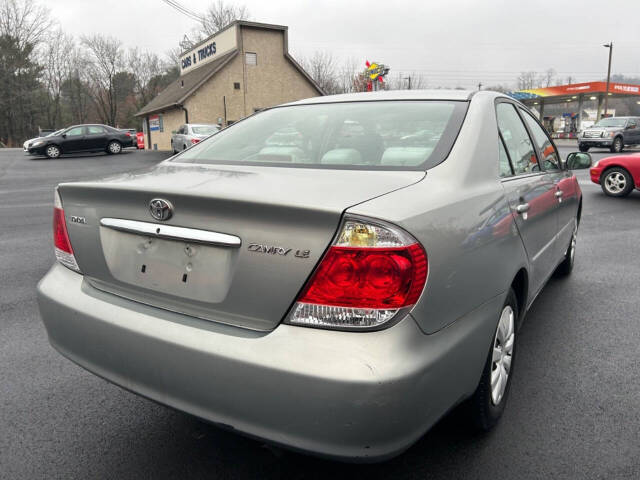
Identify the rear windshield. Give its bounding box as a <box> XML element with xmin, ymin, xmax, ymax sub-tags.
<box><xmin>174</xmin><ymin>101</ymin><xmax>468</xmax><ymax>170</ymax></box>
<box><xmin>192</xmin><ymin>125</ymin><xmax>219</xmax><ymax>135</ymax></box>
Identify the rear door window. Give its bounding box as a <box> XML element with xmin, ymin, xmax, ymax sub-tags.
<box><xmin>520</xmin><ymin>109</ymin><xmax>561</xmax><ymax>171</ymax></box>
<box><xmin>496</xmin><ymin>103</ymin><xmax>538</xmax><ymax>175</ymax></box>
<box><xmin>87</xmin><ymin>126</ymin><xmax>105</xmax><ymax>134</ymax></box>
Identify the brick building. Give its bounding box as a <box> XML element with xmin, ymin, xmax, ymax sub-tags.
<box><xmin>136</xmin><ymin>21</ymin><xmax>324</xmax><ymax>151</ymax></box>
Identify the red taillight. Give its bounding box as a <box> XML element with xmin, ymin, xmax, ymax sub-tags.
<box><xmin>53</xmin><ymin>188</ymin><xmax>80</xmax><ymax>272</ymax></box>
<box><xmin>298</xmin><ymin>244</ymin><xmax>427</xmax><ymax>309</ymax></box>
<box><xmin>53</xmin><ymin>207</ymin><xmax>73</xmax><ymax>254</ymax></box>
<box><xmin>125</xmin><ymin>132</ymin><xmax>131</xmax><ymax>137</ymax></box>
<box><xmin>287</xmin><ymin>217</ymin><xmax>427</xmax><ymax>330</ymax></box>
<box><xmin>191</xmin><ymin>138</ymin><xmax>200</xmax><ymax>144</ymax></box>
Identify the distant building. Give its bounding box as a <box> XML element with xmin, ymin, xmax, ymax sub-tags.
<box><xmin>136</xmin><ymin>21</ymin><xmax>324</xmax><ymax>151</ymax></box>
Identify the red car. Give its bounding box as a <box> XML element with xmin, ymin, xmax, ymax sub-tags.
<box><xmin>135</xmin><ymin>132</ymin><xmax>145</xmax><ymax>150</ymax></box>
<box><xmin>590</xmin><ymin>153</ymin><xmax>640</xmax><ymax>197</ymax></box>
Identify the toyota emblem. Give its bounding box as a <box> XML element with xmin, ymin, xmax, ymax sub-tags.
<box><xmin>149</xmin><ymin>198</ymin><xmax>173</xmax><ymax>221</ymax></box>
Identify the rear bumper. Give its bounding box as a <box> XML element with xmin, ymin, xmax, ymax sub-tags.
<box><xmin>37</xmin><ymin>264</ymin><xmax>499</xmax><ymax>461</ymax></box>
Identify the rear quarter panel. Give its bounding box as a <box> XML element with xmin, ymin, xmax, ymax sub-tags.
<box><xmin>348</xmin><ymin>93</ymin><xmax>529</xmax><ymax>335</ymax></box>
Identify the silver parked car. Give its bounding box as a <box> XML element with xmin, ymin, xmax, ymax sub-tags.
<box><xmin>37</xmin><ymin>90</ymin><xmax>592</xmax><ymax>462</ymax></box>
<box><xmin>171</xmin><ymin>123</ymin><xmax>220</xmax><ymax>153</ymax></box>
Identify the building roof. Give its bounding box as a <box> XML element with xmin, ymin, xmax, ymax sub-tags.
<box><xmin>136</xmin><ymin>49</ymin><xmax>238</xmax><ymax>117</ymax></box>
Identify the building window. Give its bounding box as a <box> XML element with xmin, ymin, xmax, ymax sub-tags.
<box><xmin>159</xmin><ymin>114</ymin><xmax>164</xmax><ymax>133</ymax></box>
<box><xmin>234</xmin><ymin>82</ymin><xmax>241</xmax><ymax>90</ymax></box>
<box><xmin>245</xmin><ymin>52</ymin><xmax>257</xmax><ymax>66</ymax></box>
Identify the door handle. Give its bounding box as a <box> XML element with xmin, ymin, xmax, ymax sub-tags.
<box><xmin>515</xmin><ymin>203</ymin><xmax>530</xmax><ymax>214</ymax></box>
<box><xmin>555</xmin><ymin>190</ymin><xmax>564</xmax><ymax>198</ymax></box>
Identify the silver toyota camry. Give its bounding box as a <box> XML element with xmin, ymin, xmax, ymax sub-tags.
<box><xmin>37</xmin><ymin>90</ymin><xmax>592</xmax><ymax>462</ymax></box>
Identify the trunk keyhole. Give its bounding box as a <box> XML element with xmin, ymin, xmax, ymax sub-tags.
<box><xmin>182</xmin><ymin>273</ymin><xmax>188</xmax><ymax>283</ymax></box>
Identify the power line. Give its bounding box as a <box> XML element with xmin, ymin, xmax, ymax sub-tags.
<box><xmin>160</xmin><ymin>0</ymin><xmax>203</xmax><ymax>22</ymax></box>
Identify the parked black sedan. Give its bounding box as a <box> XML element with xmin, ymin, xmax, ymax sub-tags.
<box><xmin>28</xmin><ymin>124</ymin><xmax>134</xmax><ymax>158</ymax></box>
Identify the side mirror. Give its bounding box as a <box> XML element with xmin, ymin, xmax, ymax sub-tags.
<box><xmin>566</xmin><ymin>152</ymin><xmax>592</xmax><ymax>170</ymax></box>
<box><xmin>61</xmin><ymin>133</ymin><xmax>67</xmax><ymax>138</ymax></box>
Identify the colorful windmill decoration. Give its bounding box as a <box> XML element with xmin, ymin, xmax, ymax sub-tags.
<box><xmin>365</xmin><ymin>61</ymin><xmax>390</xmax><ymax>91</ymax></box>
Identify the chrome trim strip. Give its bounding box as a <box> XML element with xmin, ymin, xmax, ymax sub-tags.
<box><xmin>99</xmin><ymin>218</ymin><xmax>241</xmax><ymax>247</ymax></box>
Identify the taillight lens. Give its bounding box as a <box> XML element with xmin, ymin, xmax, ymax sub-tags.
<box><xmin>286</xmin><ymin>217</ymin><xmax>427</xmax><ymax>330</ymax></box>
<box><xmin>191</xmin><ymin>138</ymin><xmax>200</xmax><ymax>144</ymax></box>
<box><xmin>53</xmin><ymin>188</ymin><xmax>80</xmax><ymax>272</ymax></box>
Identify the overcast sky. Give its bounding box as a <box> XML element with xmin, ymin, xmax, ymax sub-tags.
<box><xmin>49</xmin><ymin>0</ymin><xmax>640</xmax><ymax>89</ymax></box>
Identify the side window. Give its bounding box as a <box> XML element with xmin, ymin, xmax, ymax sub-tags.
<box><xmin>87</xmin><ymin>126</ymin><xmax>105</xmax><ymax>134</ymax></box>
<box><xmin>498</xmin><ymin>136</ymin><xmax>513</xmax><ymax>178</ymax></box>
<box><xmin>521</xmin><ymin>109</ymin><xmax>560</xmax><ymax>171</ymax></box>
<box><xmin>496</xmin><ymin>103</ymin><xmax>538</xmax><ymax>175</ymax></box>
<box><xmin>66</xmin><ymin>127</ymin><xmax>84</xmax><ymax>137</ymax></box>
<box><xmin>628</xmin><ymin>119</ymin><xmax>637</xmax><ymax>129</ymax></box>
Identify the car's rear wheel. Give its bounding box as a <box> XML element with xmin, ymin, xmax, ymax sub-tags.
<box><xmin>107</xmin><ymin>141</ymin><xmax>122</xmax><ymax>155</ymax></box>
<box><xmin>601</xmin><ymin>167</ymin><xmax>633</xmax><ymax>197</ymax></box>
<box><xmin>578</xmin><ymin>144</ymin><xmax>589</xmax><ymax>152</ymax></box>
<box><xmin>469</xmin><ymin>288</ymin><xmax>517</xmax><ymax>431</ymax></box>
<box><xmin>610</xmin><ymin>136</ymin><xmax>623</xmax><ymax>153</ymax></box>
<box><xmin>183</xmin><ymin>144</ymin><xmax>187</xmax><ymax>151</ymax></box>
<box><xmin>555</xmin><ymin>221</ymin><xmax>577</xmax><ymax>276</ymax></box>
<box><xmin>45</xmin><ymin>145</ymin><xmax>61</xmax><ymax>159</ymax></box>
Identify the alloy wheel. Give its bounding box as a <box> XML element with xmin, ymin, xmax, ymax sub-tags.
<box><xmin>604</xmin><ymin>171</ymin><xmax>627</xmax><ymax>194</ymax></box>
<box><xmin>109</xmin><ymin>142</ymin><xmax>121</xmax><ymax>154</ymax></box>
<box><xmin>613</xmin><ymin>138</ymin><xmax>623</xmax><ymax>153</ymax></box>
<box><xmin>491</xmin><ymin>305</ymin><xmax>515</xmax><ymax>406</ymax></box>
<box><xmin>46</xmin><ymin>146</ymin><xmax>60</xmax><ymax>158</ymax></box>
<box><xmin>569</xmin><ymin>225</ymin><xmax>577</xmax><ymax>265</ymax></box>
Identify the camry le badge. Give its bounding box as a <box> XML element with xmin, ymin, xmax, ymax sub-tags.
<box><xmin>149</xmin><ymin>198</ymin><xmax>173</xmax><ymax>221</ymax></box>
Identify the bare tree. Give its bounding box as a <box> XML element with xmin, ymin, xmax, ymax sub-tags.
<box><xmin>0</xmin><ymin>0</ymin><xmax>52</xmax><ymax>49</ymax></box>
<box><xmin>335</xmin><ymin>57</ymin><xmax>360</xmax><ymax>94</ymax></box>
<box><xmin>543</xmin><ymin>68</ymin><xmax>556</xmax><ymax>87</ymax></box>
<box><xmin>39</xmin><ymin>27</ymin><xmax>75</xmax><ymax>127</ymax></box>
<box><xmin>127</xmin><ymin>48</ymin><xmax>170</xmax><ymax>108</ymax></box>
<box><xmin>198</xmin><ymin>0</ymin><xmax>250</xmax><ymax>38</ymax></box>
<box><xmin>386</xmin><ymin>72</ymin><xmax>427</xmax><ymax>90</ymax></box>
<box><xmin>81</xmin><ymin>34</ymin><xmax>124</xmax><ymax>126</ymax></box>
<box><xmin>517</xmin><ymin>71</ymin><xmax>539</xmax><ymax>90</ymax></box>
<box><xmin>299</xmin><ymin>51</ymin><xmax>342</xmax><ymax>95</ymax></box>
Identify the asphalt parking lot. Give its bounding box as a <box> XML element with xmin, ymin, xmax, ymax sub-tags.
<box><xmin>1</xmin><ymin>145</ymin><xmax>639</xmax><ymax>479</ymax></box>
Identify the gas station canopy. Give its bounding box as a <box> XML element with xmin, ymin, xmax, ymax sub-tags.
<box><xmin>509</xmin><ymin>81</ymin><xmax>640</xmax><ymax>123</ymax></box>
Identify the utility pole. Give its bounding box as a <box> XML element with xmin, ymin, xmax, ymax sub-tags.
<box><xmin>603</xmin><ymin>42</ymin><xmax>613</xmax><ymax>117</ymax></box>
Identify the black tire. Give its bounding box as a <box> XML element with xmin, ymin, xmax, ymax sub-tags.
<box><xmin>578</xmin><ymin>144</ymin><xmax>589</xmax><ymax>152</ymax></box>
<box><xmin>469</xmin><ymin>288</ymin><xmax>518</xmax><ymax>431</ymax></box>
<box><xmin>45</xmin><ymin>144</ymin><xmax>61</xmax><ymax>159</ymax></box>
<box><xmin>610</xmin><ymin>136</ymin><xmax>623</xmax><ymax>153</ymax></box>
<box><xmin>183</xmin><ymin>144</ymin><xmax>187</xmax><ymax>151</ymax></box>
<box><xmin>555</xmin><ymin>221</ymin><xmax>577</xmax><ymax>277</ymax></box>
<box><xmin>601</xmin><ymin>167</ymin><xmax>633</xmax><ymax>197</ymax></box>
<box><xmin>106</xmin><ymin>141</ymin><xmax>122</xmax><ymax>155</ymax></box>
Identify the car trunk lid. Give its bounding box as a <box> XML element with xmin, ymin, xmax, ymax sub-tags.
<box><xmin>59</xmin><ymin>163</ymin><xmax>424</xmax><ymax>331</ymax></box>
